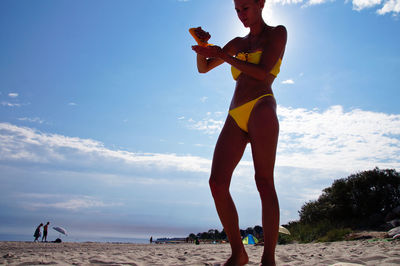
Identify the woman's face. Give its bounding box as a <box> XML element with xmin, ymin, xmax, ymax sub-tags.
<box><xmin>234</xmin><ymin>0</ymin><xmax>263</xmax><ymax>28</ymax></box>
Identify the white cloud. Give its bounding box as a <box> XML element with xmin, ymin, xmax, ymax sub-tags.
<box><xmin>2</xmin><ymin>102</ymin><xmax>400</xmax><ymax>190</ymax></box>
<box><xmin>271</xmin><ymin>0</ymin><xmax>305</xmax><ymax>4</ymax></box>
<box><xmin>18</xmin><ymin>117</ymin><xmax>45</xmax><ymax>124</ymax></box>
<box><xmin>1</xmin><ymin>102</ymin><xmax>21</xmax><ymax>107</ymax></box>
<box><xmin>8</xmin><ymin>93</ymin><xmax>19</xmax><ymax>98</ymax></box>
<box><xmin>0</xmin><ymin>122</ymin><xmax>211</xmax><ymax>173</ymax></box>
<box><xmin>17</xmin><ymin>193</ymin><xmax>120</xmax><ymax>211</ymax></box>
<box><xmin>303</xmin><ymin>0</ymin><xmax>332</xmax><ymax>7</ymax></box>
<box><xmin>282</xmin><ymin>79</ymin><xmax>295</xmax><ymax>84</ymax></box>
<box><xmin>377</xmin><ymin>0</ymin><xmax>400</xmax><ymax>14</ymax></box>
<box><xmin>1</xmin><ymin>110</ymin><xmax>398</xmax><ymax>226</ymax></box>
<box><xmin>68</xmin><ymin>102</ymin><xmax>77</xmax><ymax>106</ymax></box>
<box><xmin>270</xmin><ymin>0</ymin><xmax>332</xmax><ymax>6</ymax></box>
<box><xmin>308</xmin><ymin>0</ymin><xmax>330</xmax><ymax>4</ymax></box>
<box><xmin>44</xmin><ymin>198</ymin><xmax>110</xmax><ymax>210</ymax></box>
<box><xmin>185</xmin><ymin>105</ymin><xmax>400</xmax><ymax>172</ymax></box>
<box><xmin>186</xmin><ymin>112</ymin><xmax>226</xmax><ymax>135</ymax></box>
<box><xmin>200</xmin><ymin>96</ymin><xmax>208</xmax><ymax>103</ymax></box>
<box><xmin>270</xmin><ymin>0</ymin><xmax>399</xmax><ymax>15</ymax></box>
<box><xmin>188</xmin><ymin>118</ymin><xmax>224</xmax><ymax>135</ymax></box>
<box><xmin>352</xmin><ymin>0</ymin><xmax>382</xmax><ymax>10</ymax></box>
<box><xmin>277</xmin><ymin>105</ymin><xmax>400</xmax><ymax>171</ymax></box>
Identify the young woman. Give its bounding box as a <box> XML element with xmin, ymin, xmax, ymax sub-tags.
<box><xmin>191</xmin><ymin>0</ymin><xmax>287</xmax><ymax>265</ymax></box>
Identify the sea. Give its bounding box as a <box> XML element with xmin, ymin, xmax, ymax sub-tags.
<box><xmin>0</xmin><ymin>233</ymin><xmax>149</xmax><ymax>244</ymax></box>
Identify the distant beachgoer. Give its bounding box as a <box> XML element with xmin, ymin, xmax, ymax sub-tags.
<box><xmin>150</xmin><ymin>236</ymin><xmax>153</xmax><ymax>244</ymax></box>
<box><xmin>42</xmin><ymin>222</ymin><xmax>50</xmax><ymax>242</ymax></box>
<box><xmin>33</xmin><ymin>223</ymin><xmax>43</xmax><ymax>242</ymax></box>
<box><xmin>191</xmin><ymin>0</ymin><xmax>287</xmax><ymax>265</ymax></box>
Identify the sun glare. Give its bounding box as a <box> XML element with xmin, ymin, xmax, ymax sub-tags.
<box><xmin>232</xmin><ymin>18</ymin><xmax>250</xmax><ymax>37</ymax></box>
<box><xmin>228</xmin><ymin>2</ymin><xmax>291</xmax><ymax>38</ymax></box>
<box><xmin>264</xmin><ymin>1</ymin><xmax>292</xmax><ymax>27</ymax></box>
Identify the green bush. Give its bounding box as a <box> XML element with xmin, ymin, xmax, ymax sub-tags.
<box><xmin>298</xmin><ymin>168</ymin><xmax>400</xmax><ymax>230</ymax></box>
<box><xmin>318</xmin><ymin>228</ymin><xmax>352</xmax><ymax>242</ymax></box>
<box><xmin>285</xmin><ymin>220</ymin><xmax>330</xmax><ymax>243</ymax></box>
<box><xmin>283</xmin><ymin>220</ymin><xmax>353</xmax><ymax>243</ymax></box>
<box><xmin>278</xmin><ymin>233</ymin><xmax>292</xmax><ymax>244</ymax></box>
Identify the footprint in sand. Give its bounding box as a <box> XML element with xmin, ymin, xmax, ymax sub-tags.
<box><xmin>362</xmin><ymin>255</ymin><xmax>388</xmax><ymax>262</ymax></box>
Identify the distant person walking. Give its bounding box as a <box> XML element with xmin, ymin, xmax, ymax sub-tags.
<box><xmin>33</xmin><ymin>223</ymin><xmax>43</xmax><ymax>242</ymax></box>
<box><xmin>42</xmin><ymin>222</ymin><xmax>50</xmax><ymax>242</ymax></box>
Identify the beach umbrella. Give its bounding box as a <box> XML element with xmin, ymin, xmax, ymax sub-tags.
<box><xmin>242</xmin><ymin>234</ymin><xmax>258</xmax><ymax>245</ymax></box>
<box><xmin>53</xmin><ymin>226</ymin><xmax>67</xmax><ymax>236</ymax></box>
<box><xmin>279</xmin><ymin>226</ymin><xmax>290</xmax><ymax>235</ymax></box>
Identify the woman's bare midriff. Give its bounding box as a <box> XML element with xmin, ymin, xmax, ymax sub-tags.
<box><xmin>229</xmin><ymin>73</ymin><xmax>276</xmax><ymax>110</ymax></box>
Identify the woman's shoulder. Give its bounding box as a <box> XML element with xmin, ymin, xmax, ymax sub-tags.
<box><xmin>229</xmin><ymin>36</ymin><xmax>246</xmax><ymax>46</ymax></box>
<box><xmin>273</xmin><ymin>25</ymin><xmax>286</xmax><ymax>31</ymax></box>
<box><xmin>224</xmin><ymin>36</ymin><xmax>246</xmax><ymax>55</ymax></box>
<box><xmin>264</xmin><ymin>25</ymin><xmax>287</xmax><ymax>45</ymax></box>
<box><xmin>271</xmin><ymin>25</ymin><xmax>287</xmax><ymax>38</ymax></box>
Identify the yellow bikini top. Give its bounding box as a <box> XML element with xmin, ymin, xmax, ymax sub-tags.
<box><xmin>231</xmin><ymin>50</ymin><xmax>282</xmax><ymax>80</ymax></box>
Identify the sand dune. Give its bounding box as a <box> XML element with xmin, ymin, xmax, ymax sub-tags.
<box><xmin>1</xmin><ymin>239</ymin><xmax>399</xmax><ymax>265</ymax></box>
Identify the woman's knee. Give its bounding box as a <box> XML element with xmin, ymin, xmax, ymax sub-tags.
<box><xmin>255</xmin><ymin>174</ymin><xmax>275</xmax><ymax>195</ymax></box>
<box><xmin>209</xmin><ymin>175</ymin><xmax>230</xmax><ymax>197</ymax></box>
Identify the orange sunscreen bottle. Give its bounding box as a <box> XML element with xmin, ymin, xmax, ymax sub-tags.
<box><xmin>189</xmin><ymin>28</ymin><xmax>212</xmax><ymax>47</ymax></box>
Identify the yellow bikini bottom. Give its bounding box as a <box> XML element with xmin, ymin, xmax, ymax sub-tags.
<box><xmin>229</xmin><ymin>94</ymin><xmax>274</xmax><ymax>132</ymax></box>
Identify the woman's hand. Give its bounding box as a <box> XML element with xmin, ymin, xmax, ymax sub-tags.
<box><xmin>192</xmin><ymin>45</ymin><xmax>223</xmax><ymax>59</ymax></box>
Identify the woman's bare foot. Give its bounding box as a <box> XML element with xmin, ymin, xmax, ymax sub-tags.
<box><xmin>259</xmin><ymin>254</ymin><xmax>276</xmax><ymax>266</ymax></box>
<box><xmin>223</xmin><ymin>249</ymin><xmax>249</xmax><ymax>266</ymax></box>
<box><xmin>259</xmin><ymin>262</ymin><xmax>276</xmax><ymax>266</ymax></box>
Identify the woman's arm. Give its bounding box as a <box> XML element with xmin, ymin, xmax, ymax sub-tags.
<box><xmin>192</xmin><ymin>38</ymin><xmax>238</xmax><ymax>73</ymax></box>
<box><xmin>226</xmin><ymin>26</ymin><xmax>287</xmax><ymax>81</ymax></box>
<box><xmin>258</xmin><ymin>25</ymin><xmax>287</xmax><ymax>79</ymax></box>
<box><xmin>195</xmin><ymin>53</ymin><xmax>224</xmax><ymax>73</ymax></box>
<box><xmin>198</xmin><ymin>26</ymin><xmax>287</xmax><ymax>81</ymax></box>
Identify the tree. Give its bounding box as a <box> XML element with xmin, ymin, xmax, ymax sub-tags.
<box><xmin>253</xmin><ymin>225</ymin><xmax>263</xmax><ymax>239</ymax></box>
<box><xmin>298</xmin><ymin>168</ymin><xmax>400</xmax><ymax>229</ymax></box>
<box><xmin>208</xmin><ymin>229</ymin><xmax>220</xmax><ymax>240</ymax></box>
<box><xmin>245</xmin><ymin>227</ymin><xmax>254</xmax><ymax>235</ymax></box>
<box><xmin>220</xmin><ymin>229</ymin><xmax>227</xmax><ymax>240</ymax></box>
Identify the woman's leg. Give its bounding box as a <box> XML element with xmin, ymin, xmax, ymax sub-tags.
<box><xmin>248</xmin><ymin>97</ymin><xmax>280</xmax><ymax>266</ymax></box>
<box><xmin>209</xmin><ymin>115</ymin><xmax>249</xmax><ymax>266</ymax></box>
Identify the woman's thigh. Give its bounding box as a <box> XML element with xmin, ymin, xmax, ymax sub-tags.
<box><xmin>247</xmin><ymin>97</ymin><xmax>279</xmax><ymax>179</ymax></box>
<box><xmin>210</xmin><ymin>115</ymin><xmax>249</xmax><ymax>184</ymax></box>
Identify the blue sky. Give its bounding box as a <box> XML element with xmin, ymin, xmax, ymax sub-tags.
<box><xmin>1</xmin><ymin>0</ymin><xmax>399</xmax><ymax>241</ymax></box>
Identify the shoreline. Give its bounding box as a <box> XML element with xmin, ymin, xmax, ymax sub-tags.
<box><xmin>1</xmin><ymin>239</ymin><xmax>399</xmax><ymax>265</ymax></box>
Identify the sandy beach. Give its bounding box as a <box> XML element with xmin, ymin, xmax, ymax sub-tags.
<box><xmin>1</xmin><ymin>240</ymin><xmax>399</xmax><ymax>265</ymax></box>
